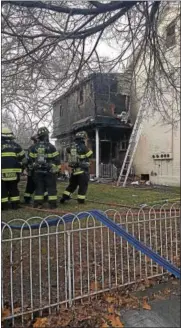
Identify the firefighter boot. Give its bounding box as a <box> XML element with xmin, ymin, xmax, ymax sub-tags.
<box><xmin>24</xmin><ymin>197</ymin><xmax>31</xmax><ymax>205</ymax></box>
<box><xmin>2</xmin><ymin>203</ymin><xmax>9</xmax><ymax>211</ymax></box>
<box><xmin>60</xmin><ymin>197</ymin><xmax>65</xmax><ymax>204</ymax></box>
<box><xmin>77</xmin><ymin>199</ymin><xmax>85</xmax><ymax>204</ymax></box>
<box><xmin>44</xmin><ymin>192</ymin><xmax>48</xmax><ymax>203</ymax></box>
<box><xmin>11</xmin><ymin>202</ymin><xmax>21</xmax><ymax>210</ymax></box>
<box><xmin>33</xmin><ymin>202</ymin><xmax>43</xmax><ymax>209</ymax></box>
<box><xmin>49</xmin><ymin>201</ymin><xmax>57</xmax><ymax>209</ymax></box>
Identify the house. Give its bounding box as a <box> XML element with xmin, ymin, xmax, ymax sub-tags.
<box><xmin>130</xmin><ymin>3</ymin><xmax>180</xmax><ymax>186</ymax></box>
<box><xmin>52</xmin><ymin>72</ymin><xmax>133</xmax><ymax>178</ymax></box>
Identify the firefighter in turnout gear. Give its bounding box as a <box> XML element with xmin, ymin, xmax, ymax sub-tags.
<box><xmin>23</xmin><ymin>134</ymin><xmax>48</xmax><ymax>204</ymax></box>
<box><xmin>60</xmin><ymin>131</ymin><xmax>93</xmax><ymax>204</ymax></box>
<box><xmin>1</xmin><ymin>127</ymin><xmax>25</xmax><ymax>210</ymax></box>
<box><xmin>28</xmin><ymin>127</ymin><xmax>59</xmax><ymax>209</ymax></box>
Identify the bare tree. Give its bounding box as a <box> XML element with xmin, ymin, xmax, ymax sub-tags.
<box><xmin>1</xmin><ymin>1</ymin><xmax>180</xmax><ymax>128</ymax></box>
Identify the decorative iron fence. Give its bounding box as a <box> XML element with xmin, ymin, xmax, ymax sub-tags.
<box><xmin>1</xmin><ymin>203</ymin><xmax>180</xmax><ymax>325</ymax></box>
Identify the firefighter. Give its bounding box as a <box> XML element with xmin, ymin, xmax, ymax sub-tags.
<box><xmin>28</xmin><ymin>127</ymin><xmax>59</xmax><ymax>209</ymax></box>
<box><xmin>23</xmin><ymin>134</ymin><xmax>48</xmax><ymax>204</ymax></box>
<box><xmin>60</xmin><ymin>131</ymin><xmax>93</xmax><ymax>204</ymax></box>
<box><xmin>1</xmin><ymin>127</ymin><xmax>25</xmax><ymax>210</ymax></box>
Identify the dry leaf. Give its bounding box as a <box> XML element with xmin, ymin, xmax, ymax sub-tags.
<box><xmin>90</xmin><ymin>281</ymin><xmax>100</xmax><ymax>291</ymax></box>
<box><xmin>57</xmin><ymin>317</ymin><xmax>71</xmax><ymax>327</ymax></box>
<box><xmin>171</xmin><ymin>280</ymin><xmax>178</xmax><ymax>285</ymax></box>
<box><xmin>101</xmin><ymin>319</ymin><xmax>109</xmax><ymax>328</ymax></box>
<box><xmin>144</xmin><ymin>279</ymin><xmax>151</xmax><ymax>288</ymax></box>
<box><xmin>153</xmin><ymin>294</ymin><xmax>166</xmax><ymax>301</ymax></box>
<box><xmin>2</xmin><ymin>308</ymin><xmax>11</xmax><ymax>320</ymax></box>
<box><xmin>33</xmin><ymin>317</ymin><xmax>49</xmax><ymax>328</ymax></box>
<box><xmin>14</xmin><ymin>307</ymin><xmax>21</xmax><ymax>314</ymax></box>
<box><xmin>105</xmin><ymin>295</ymin><xmax>116</xmax><ymax>303</ymax></box>
<box><xmin>163</xmin><ymin>288</ymin><xmax>171</xmax><ymax>295</ymax></box>
<box><xmin>106</xmin><ymin>314</ymin><xmax>124</xmax><ymax>327</ymax></box>
<box><xmin>108</xmin><ymin>305</ymin><xmax>115</xmax><ymax>314</ymax></box>
<box><xmin>142</xmin><ymin>299</ymin><xmax>151</xmax><ymax>310</ymax></box>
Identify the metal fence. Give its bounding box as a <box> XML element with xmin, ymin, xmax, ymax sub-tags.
<box><xmin>99</xmin><ymin>163</ymin><xmax>117</xmax><ymax>179</ymax></box>
<box><xmin>1</xmin><ymin>202</ymin><xmax>180</xmax><ymax>325</ymax></box>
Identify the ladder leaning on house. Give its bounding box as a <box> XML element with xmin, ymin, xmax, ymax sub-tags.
<box><xmin>117</xmin><ymin>98</ymin><xmax>147</xmax><ymax>187</ymax></box>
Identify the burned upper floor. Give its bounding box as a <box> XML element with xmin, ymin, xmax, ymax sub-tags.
<box><xmin>52</xmin><ymin>72</ymin><xmax>132</xmax><ymax>138</ymax></box>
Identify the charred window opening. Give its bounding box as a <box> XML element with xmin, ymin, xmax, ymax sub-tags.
<box><xmin>110</xmin><ymin>80</ymin><xmax>117</xmax><ymax>93</ymax></box>
<box><xmin>114</xmin><ymin>95</ymin><xmax>127</xmax><ymax>114</ymax></box>
<box><xmin>60</xmin><ymin>104</ymin><xmax>63</xmax><ymax>116</ymax></box>
<box><xmin>166</xmin><ymin>21</ymin><xmax>176</xmax><ymax>48</ymax></box>
<box><xmin>79</xmin><ymin>88</ymin><xmax>84</xmax><ymax>104</ymax></box>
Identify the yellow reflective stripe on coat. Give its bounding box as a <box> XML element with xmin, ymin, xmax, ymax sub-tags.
<box><xmin>29</xmin><ymin>152</ymin><xmax>37</xmax><ymax>158</ymax></box>
<box><xmin>47</xmin><ymin>151</ymin><xmax>59</xmax><ymax>158</ymax></box>
<box><xmin>73</xmin><ymin>170</ymin><xmax>84</xmax><ymax>175</ymax></box>
<box><xmin>78</xmin><ymin>154</ymin><xmax>86</xmax><ymax>159</ymax></box>
<box><xmin>1</xmin><ymin>197</ymin><xmax>9</xmax><ymax>203</ymax></box>
<box><xmin>34</xmin><ymin>195</ymin><xmax>44</xmax><ymax>200</ymax></box>
<box><xmin>77</xmin><ymin>195</ymin><xmax>86</xmax><ymax>199</ymax></box>
<box><xmin>2</xmin><ymin>177</ymin><xmax>17</xmax><ymax>181</ymax></box>
<box><xmin>85</xmin><ymin>150</ymin><xmax>93</xmax><ymax>157</ymax></box>
<box><xmin>17</xmin><ymin>150</ymin><xmax>25</xmax><ymax>157</ymax></box>
<box><xmin>24</xmin><ymin>193</ymin><xmax>31</xmax><ymax>197</ymax></box>
<box><xmin>48</xmin><ymin>196</ymin><xmax>57</xmax><ymax>200</ymax></box>
<box><xmin>1</xmin><ymin>152</ymin><xmax>17</xmax><ymax>157</ymax></box>
<box><xmin>63</xmin><ymin>191</ymin><xmax>71</xmax><ymax>196</ymax></box>
<box><xmin>10</xmin><ymin>196</ymin><xmax>20</xmax><ymax>202</ymax></box>
<box><xmin>2</xmin><ymin>168</ymin><xmax>22</xmax><ymax>173</ymax></box>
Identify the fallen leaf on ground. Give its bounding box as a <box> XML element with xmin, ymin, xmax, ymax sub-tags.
<box><xmin>153</xmin><ymin>294</ymin><xmax>166</xmax><ymax>301</ymax></box>
<box><xmin>108</xmin><ymin>305</ymin><xmax>115</xmax><ymax>314</ymax></box>
<box><xmin>101</xmin><ymin>319</ymin><xmax>109</xmax><ymax>328</ymax></box>
<box><xmin>90</xmin><ymin>281</ymin><xmax>100</xmax><ymax>291</ymax></box>
<box><xmin>163</xmin><ymin>288</ymin><xmax>171</xmax><ymax>295</ymax></box>
<box><xmin>142</xmin><ymin>299</ymin><xmax>151</xmax><ymax>310</ymax></box>
<box><xmin>2</xmin><ymin>308</ymin><xmax>11</xmax><ymax>320</ymax></box>
<box><xmin>33</xmin><ymin>317</ymin><xmax>49</xmax><ymax>328</ymax></box>
<box><xmin>105</xmin><ymin>295</ymin><xmax>116</xmax><ymax>303</ymax></box>
<box><xmin>14</xmin><ymin>307</ymin><xmax>21</xmax><ymax>314</ymax></box>
<box><xmin>144</xmin><ymin>278</ymin><xmax>151</xmax><ymax>287</ymax></box>
<box><xmin>106</xmin><ymin>314</ymin><xmax>124</xmax><ymax>327</ymax></box>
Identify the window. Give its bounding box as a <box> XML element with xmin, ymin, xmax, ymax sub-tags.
<box><xmin>114</xmin><ymin>95</ymin><xmax>126</xmax><ymax>114</ymax></box>
<box><xmin>166</xmin><ymin>21</ymin><xmax>176</xmax><ymax>48</ymax></box>
<box><xmin>110</xmin><ymin>80</ymin><xmax>117</xmax><ymax>93</ymax></box>
<box><xmin>79</xmin><ymin>88</ymin><xmax>84</xmax><ymax>104</ymax></box>
<box><xmin>60</xmin><ymin>104</ymin><xmax>63</xmax><ymax>116</ymax></box>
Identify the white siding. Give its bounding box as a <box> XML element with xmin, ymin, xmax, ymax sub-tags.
<box><xmin>132</xmin><ymin>4</ymin><xmax>180</xmax><ymax>186</ymax></box>
<box><xmin>133</xmin><ymin>114</ymin><xmax>180</xmax><ymax>186</ymax></box>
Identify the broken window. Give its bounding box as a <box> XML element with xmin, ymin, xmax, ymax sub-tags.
<box><xmin>79</xmin><ymin>88</ymin><xmax>84</xmax><ymax>104</ymax></box>
<box><xmin>114</xmin><ymin>95</ymin><xmax>127</xmax><ymax>114</ymax></box>
<box><xmin>60</xmin><ymin>104</ymin><xmax>63</xmax><ymax>116</ymax></box>
<box><xmin>110</xmin><ymin>80</ymin><xmax>117</xmax><ymax>93</ymax></box>
<box><xmin>166</xmin><ymin>21</ymin><xmax>176</xmax><ymax>48</ymax></box>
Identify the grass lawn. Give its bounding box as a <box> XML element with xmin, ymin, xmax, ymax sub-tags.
<box><xmin>1</xmin><ymin>180</ymin><xmax>180</xmax><ymax>223</ymax></box>
<box><xmin>1</xmin><ymin>180</ymin><xmax>180</xmax><ymax>327</ymax></box>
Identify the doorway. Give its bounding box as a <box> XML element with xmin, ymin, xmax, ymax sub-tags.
<box><xmin>100</xmin><ymin>141</ymin><xmax>111</xmax><ymax>163</ymax></box>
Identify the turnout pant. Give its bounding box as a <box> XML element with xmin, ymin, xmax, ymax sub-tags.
<box><xmin>24</xmin><ymin>174</ymin><xmax>48</xmax><ymax>203</ymax></box>
<box><xmin>24</xmin><ymin>175</ymin><xmax>36</xmax><ymax>202</ymax></box>
<box><xmin>34</xmin><ymin>172</ymin><xmax>57</xmax><ymax>207</ymax></box>
<box><xmin>1</xmin><ymin>179</ymin><xmax>20</xmax><ymax>210</ymax></box>
<box><xmin>62</xmin><ymin>172</ymin><xmax>89</xmax><ymax>203</ymax></box>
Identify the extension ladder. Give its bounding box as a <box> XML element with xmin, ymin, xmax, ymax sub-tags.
<box><xmin>117</xmin><ymin>98</ymin><xmax>147</xmax><ymax>187</ymax></box>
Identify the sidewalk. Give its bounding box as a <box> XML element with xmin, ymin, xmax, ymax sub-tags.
<box><xmin>121</xmin><ymin>279</ymin><xmax>180</xmax><ymax>327</ymax></box>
